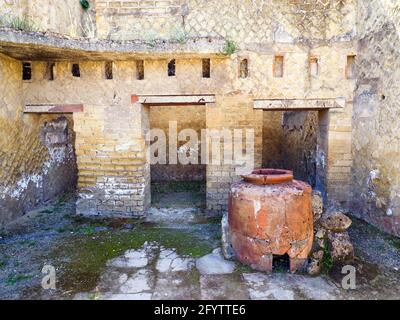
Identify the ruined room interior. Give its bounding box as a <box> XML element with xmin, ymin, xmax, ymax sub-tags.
<box><xmin>0</xmin><ymin>0</ymin><xmax>399</xmax><ymax>301</ymax></box>
<box><xmin>149</xmin><ymin>104</ymin><xmax>207</xmax><ymax>210</ymax></box>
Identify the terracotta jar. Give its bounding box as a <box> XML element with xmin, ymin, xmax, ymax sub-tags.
<box><xmin>228</xmin><ymin>169</ymin><xmax>313</xmax><ymax>273</ymax></box>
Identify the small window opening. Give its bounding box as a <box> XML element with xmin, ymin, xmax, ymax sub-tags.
<box><xmin>136</xmin><ymin>60</ymin><xmax>144</xmax><ymax>80</ymax></box>
<box><xmin>273</xmin><ymin>55</ymin><xmax>284</xmax><ymax>78</ymax></box>
<box><xmin>310</xmin><ymin>57</ymin><xmax>318</xmax><ymax>77</ymax></box>
<box><xmin>202</xmin><ymin>59</ymin><xmax>211</xmax><ymax>78</ymax></box>
<box><xmin>22</xmin><ymin>62</ymin><xmax>32</xmax><ymax>80</ymax></box>
<box><xmin>239</xmin><ymin>58</ymin><xmax>249</xmax><ymax>78</ymax></box>
<box><xmin>346</xmin><ymin>55</ymin><xmax>356</xmax><ymax>79</ymax></box>
<box><xmin>72</xmin><ymin>63</ymin><xmax>80</xmax><ymax>77</ymax></box>
<box><xmin>46</xmin><ymin>62</ymin><xmax>55</xmax><ymax>81</ymax></box>
<box><xmin>168</xmin><ymin>59</ymin><xmax>176</xmax><ymax>77</ymax></box>
<box><xmin>105</xmin><ymin>61</ymin><xmax>113</xmax><ymax>80</ymax></box>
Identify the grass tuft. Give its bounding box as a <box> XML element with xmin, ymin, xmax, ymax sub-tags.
<box><xmin>0</xmin><ymin>14</ymin><xmax>39</xmax><ymax>32</ymax></box>
<box><xmin>222</xmin><ymin>39</ymin><xmax>237</xmax><ymax>55</ymax></box>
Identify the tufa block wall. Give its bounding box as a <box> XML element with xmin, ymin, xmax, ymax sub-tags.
<box><xmin>351</xmin><ymin>1</ymin><xmax>400</xmax><ymax>236</ymax></box>
<box><xmin>0</xmin><ymin>0</ymin><xmax>94</xmax><ymax>38</ymax></box>
<box><xmin>95</xmin><ymin>0</ymin><xmax>357</xmax><ymax>42</ymax></box>
<box><xmin>0</xmin><ymin>55</ymin><xmax>77</xmax><ymax>226</ymax></box>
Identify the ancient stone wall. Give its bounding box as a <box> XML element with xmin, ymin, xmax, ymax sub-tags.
<box><xmin>95</xmin><ymin>0</ymin><xmax>356</xmax><ymax>42</ymax></box>
<box><xmin>149</xmin><ymin>105</ymin><xmax>206</xmax><ymax>182</ymax></box>
<box><xmin>20</xmin><ymin>42</ymin><xmax>355</xmax><ymax>216</ymax></box>
<box><xmin>0</xmin><ymin>0</ymin><xmax>93</xmax><ymax>37</ymax></box>
<box><xmin>262</xmin><ymin>111</ymin><xmax>285</xmax><ymax>169</ymax></box>
<box><xmin>0</xmin><ymin>54</ymin><xmax>77</xmax><ymax>225</ymax></box>
<box><xmin>206</xmin><ymin>95</ymin><xmax>263</xmax><ymax>214</ymax></box>
<box><xmin>15</xmin><ymin>0</ymin><xmax>358</xmax><ymax>217</ymax></box>
<box><xmin>262</xmin><ymin>111</ymin><xmax>318</xmax><ymax>187</ymax></box>
<box><xmin>351</xmin><ymin>1</ymin><xmax>400</xmax><ymax>236</ymax></box>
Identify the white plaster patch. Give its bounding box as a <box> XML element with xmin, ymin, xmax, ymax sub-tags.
<box><xmin>0</xmin><ymin>140</ymin><xmax>74</xmax><ymax>200</ymax></box>
<box><xmin>253</xmin><ymin>199</ymin><xmax>261</xmax><ymax>221</ymax></box>
<box><xmin>370</xmin><ymin>169</ymin><xmax>380</xmax><ymax>181</ymax></box>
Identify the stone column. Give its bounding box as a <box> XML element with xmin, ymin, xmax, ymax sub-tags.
<box><xmin>205</xmin><ymin>94</ymin><xmax>263</xmax><ymax>214</ymax></box>
<box><xmin>325</xmin><ymin>103</ymin><xmax>353</xmax><ymax>208</ymax></box>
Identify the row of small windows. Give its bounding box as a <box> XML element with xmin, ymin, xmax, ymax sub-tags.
<box><xmin>22</xmin><ymin>56</ymin><xmax>356</xmax><ymax>81</ymax></box>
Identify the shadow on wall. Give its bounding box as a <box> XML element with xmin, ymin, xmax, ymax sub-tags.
<box><xmin>262</xmin><ymin>111</ymin><xmax>318</xmax><ymax>188</ymax></box>
<box><xmin>0</xmin><ymin>116</ymin><xmax>77</xmax><ymax>225</ymax></box>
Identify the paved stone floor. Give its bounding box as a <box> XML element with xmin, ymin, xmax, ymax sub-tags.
<box><xmin>73</xmin><ymin>242</ymin><xmax>346</xmax><ymax>300</ymax></box>
<box><xmin>1</xmin><ymin>190</ymin><xmax>400</xmax><ymax>300</ymax></box>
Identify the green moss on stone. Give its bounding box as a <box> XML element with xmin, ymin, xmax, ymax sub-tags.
<box><xmin>53</xmin><ymin>226</ymin><xmax>214</xmax><ymax>294</ymax></box>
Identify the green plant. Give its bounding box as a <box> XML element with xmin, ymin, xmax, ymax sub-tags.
<box><xmin>321</xmin><ymin>245</ymin><xmax>333</xmax><ymax>273</ymax></box>
<box><xmin>222</xmin><ymin>39</ymin><xmax>237</xmax><ymax>55</ymax></box>
<box><xmin>80</xmin><ymin>0</ymin><xmax>90</xmax><ymax>10</ymax></box>
<box><xmin>170</xmin><ymin>26</ymin><xmax>188</xmax><ymax>44</ymax></box>
<box><xmin>0</xmin><ymin>15</ymin><xmax>39</xmax><ymax>32</ymax></box>
<box><xmin>88</xmin><ymin>292</ymin><xmax>101</xmax><ymax>300</ymax></box>
<box><xmin>80</xmin><ymin>226</ymin><xmax>96</xmax><ymax>235</ymax></box>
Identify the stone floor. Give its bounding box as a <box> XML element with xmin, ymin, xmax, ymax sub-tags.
<box><xmin>73</xmin><ymin>242</ymin><xmax>345</xmax><ymax>300</ymax></box>
<box><xmin>1</xmin><ymin>188</ymin><xmax>400</xmax><ymax>300</ymax></box>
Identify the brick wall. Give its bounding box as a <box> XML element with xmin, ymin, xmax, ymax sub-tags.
<box><xmin>206</xmin><ymin>95</ymin><xmax>263</xmax><ymax>214</ymax></box>
<box><xmin>326</xmin><ymin>103</ymin><xmax>353</xmax><ymax>208</ymax></box>
<box><xmin>74</xmin><ymin>103</ymin><xmax>149</xmax><ymax>216</ymax></box>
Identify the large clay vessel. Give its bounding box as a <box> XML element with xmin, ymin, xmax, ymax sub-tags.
<box><xmin>228</xmin><ymin>169</ymin><xmax>313</xmax><ymax>273</ymax></box>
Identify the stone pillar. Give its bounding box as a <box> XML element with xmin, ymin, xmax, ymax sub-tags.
<box><xmin>205</xmin><ymin>94</ymin><xmax>263</xmax><ymax>214</ymax></box>
<box><xmin>325</xmin><ymin>103</ymin><xmax>353</xmax><ymax>208</ymax></box>
<box><xmin>74</xmin><ymin>100</ymin><xmax>150</xmax><ymax>217</ymax></box>
<box><xmin>316</xmin><ymin>109</ymin><xmax>329</xmax><ymax>201</ymax></box>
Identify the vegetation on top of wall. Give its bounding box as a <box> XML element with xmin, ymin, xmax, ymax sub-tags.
<box><xmin>80</xmin><ymin>0</ymin><xmax>90</xmax><ymax>10</ymax></box>
<box><xmin>169</xmin><ymin>26</ymin><xmax>188</xmax><ymax>44</ymax></box>
<box><xmin>222</xmin><ymin>39</ymin><xmax>237</xmax><ymax>55</ymax></box>
<box><xmin>0</xmin><ymin>14</ymin><xmax>39</xmax><ymax>32</ymax></box>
